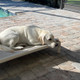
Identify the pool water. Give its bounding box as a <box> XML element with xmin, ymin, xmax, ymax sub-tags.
<box><xmin>0</xmin><ymin>8</ymin><xmax>13</xmax><ymax>17</ymax></box>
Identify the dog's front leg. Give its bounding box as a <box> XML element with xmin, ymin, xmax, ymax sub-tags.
<box><xmin>31</xmin><ymin>42</ymin><xmax>42</xmax><ymax>46</ymax></box>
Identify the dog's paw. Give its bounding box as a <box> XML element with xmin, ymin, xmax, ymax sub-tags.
<box><xmin>14</xmin><ymin>46</ymin><xmax>24</xmax><ymax>50</ymax></box>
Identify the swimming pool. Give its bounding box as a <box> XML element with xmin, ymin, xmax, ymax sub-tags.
<box><xmin>0</xmin><ymin>8</ymin><xmax>13</xmax><ymax>17</ymax></box>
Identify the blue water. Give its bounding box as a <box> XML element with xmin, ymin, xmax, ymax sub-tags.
<box><xmin>0</xmin><ymin>8</ymin><xmax>12</xmax><ymax>17</ymax></box>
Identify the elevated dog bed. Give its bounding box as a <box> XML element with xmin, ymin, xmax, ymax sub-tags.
<box><xmin>0</xmin><ymin>39</ymin><xmax>61</xmax><ymax>63</ymax></box>
<box><xmin>0</xmin><ymin>45</ymin><xmax>48</xmax><ymax>63</ymax></box>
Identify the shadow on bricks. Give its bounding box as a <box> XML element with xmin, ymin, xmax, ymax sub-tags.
<box><xmin>0</xmin><ymin>46</ymin><xmax>80</xmax><ymax>80</ymax></box>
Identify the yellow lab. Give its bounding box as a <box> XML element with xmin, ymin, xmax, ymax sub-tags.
<box><xmin>0</xmin><ymin>25</ymin><xmax>60</xmax><ymax>52</ymax></box>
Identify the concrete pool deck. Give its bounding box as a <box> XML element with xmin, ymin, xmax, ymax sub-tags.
<box><xmin>0</xmin><ymin>0</ymin><xmax>80</xmax><ymax>80</ymax></box>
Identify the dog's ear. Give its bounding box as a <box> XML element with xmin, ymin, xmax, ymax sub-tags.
<box><xmin>38</xmin><ymin>34</ymin><xmax>45</xmax><ymax>45</ymax></box>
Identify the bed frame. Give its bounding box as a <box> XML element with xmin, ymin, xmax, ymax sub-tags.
<box><xmin>0</xmin><ymin>39</ymin><xmax>61</xmax><ymax>63</ymax></box>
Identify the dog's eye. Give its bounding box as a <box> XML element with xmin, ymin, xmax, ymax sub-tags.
<box><xmin>49</xmin><ymin>38</ymin><xmax>52</xmax><ymax>41</ymax></box>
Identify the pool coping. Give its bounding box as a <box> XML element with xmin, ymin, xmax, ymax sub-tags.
<box><xmin>0</xmin><ymin>7</ymin><xmax>15</xmax><ymax>17</ymax></box>
<box><xmin>0</xmin><ymin>0</ymin><xmax>54</xmax><ymax>15</ymax></box>
<box><xmin>0</xmin><ymin>1</ymin><xmax>26</xmax><ymax>15</ymax></box>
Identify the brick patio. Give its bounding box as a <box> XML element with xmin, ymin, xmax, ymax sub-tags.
<box><xmin>0</xmin><ymin>0</ymin><xmax>80</xmax><ymax>80</ymax></box>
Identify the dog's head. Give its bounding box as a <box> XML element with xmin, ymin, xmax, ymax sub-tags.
<box><xmin>39</xmin><ymin>30</ymin><xmax>55</xmax><ymax>48</ymax></box>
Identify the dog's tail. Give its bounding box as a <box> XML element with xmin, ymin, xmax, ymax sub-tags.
<box><xmin>0</xmin><ymin>40</ymin><xmax>14</xmax><ymax>52</ymax></box>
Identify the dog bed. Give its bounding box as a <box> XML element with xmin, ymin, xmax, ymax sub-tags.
<box><xmin>0</xmin><ymin>45</ymin><xmax>49</xmax><ymax>63</ymax></box>
<box><xmin>0</xmin><ymin>39</ymin><xmax>61</xmax><ymax>63</ymax></box>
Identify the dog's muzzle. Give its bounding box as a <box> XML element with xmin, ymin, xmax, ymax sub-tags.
<box><xmin>49</xmin><ymin>38</ymin><xmax>61</xmax><ymax>53</ymax></box>
<box><xmin>50</xmin><ymin>42</ymin><xmax>56</xmax><ymax>48</ymax></box>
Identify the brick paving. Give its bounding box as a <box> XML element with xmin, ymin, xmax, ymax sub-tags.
<box><xmin>0</xmin><ymin>0</ymin><xmax>80</xmax><ymax>80</ymax></box>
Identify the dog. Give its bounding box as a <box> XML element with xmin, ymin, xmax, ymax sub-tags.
<box><xmin>0</xmin><ymin>25</ymin><xmax>61</xmax><ymax>53</ymax></box>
